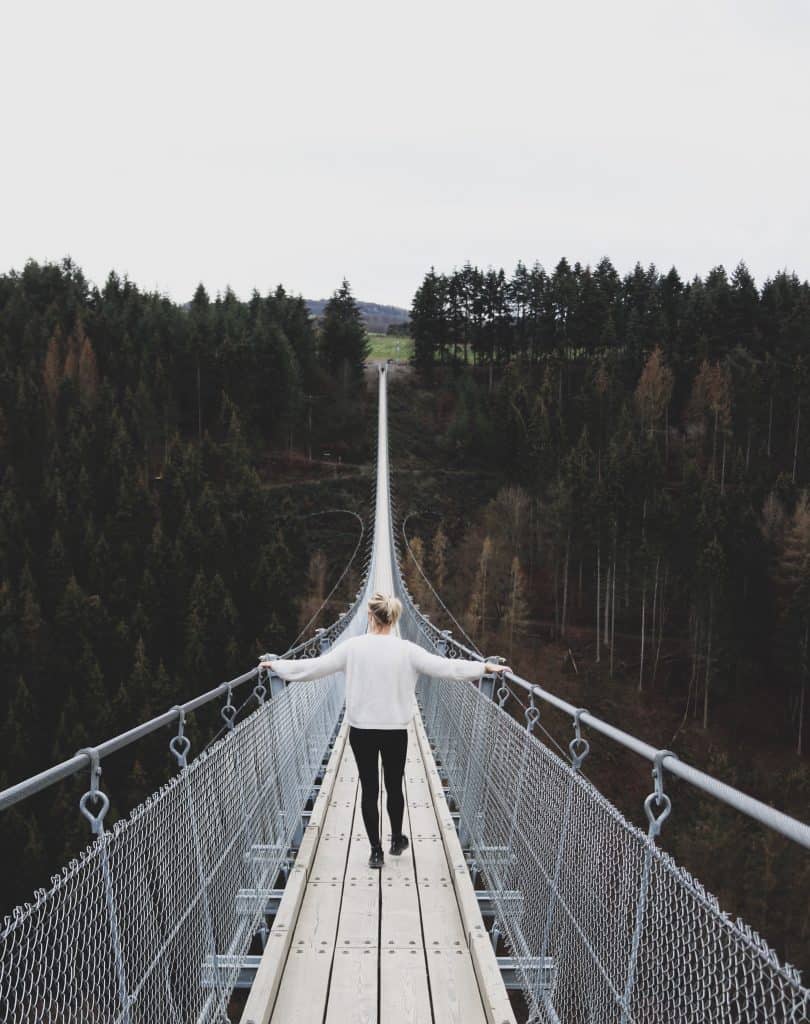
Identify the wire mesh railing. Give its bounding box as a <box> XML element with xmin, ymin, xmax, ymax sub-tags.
<box><xmin>0</xmin><ymin>665</ymin><xmax>348</xmax><ymax>1023</ymax></box>
<box><xmin>0</xmin><ymin>564</ymin><xmax>376</xmax><ymax>1024</ymax></box>
<box><xmin>395</xmin><ymin>592</ymin><xmax>810</xmax><ymax>1023</ymax></box>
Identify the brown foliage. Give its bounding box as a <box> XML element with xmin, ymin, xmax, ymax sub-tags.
<box><xmin>43</xmin><ymin>328</ymin><xmax>64</xmax><ymax>404</ymax></box>
<box><xmin>634</xmin><ymin>345</ymin><xmax>673</xmax><ymax>434</ymax></box>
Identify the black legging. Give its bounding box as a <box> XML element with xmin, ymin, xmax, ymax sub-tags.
<box><xmin>348</xmin><ymin>726</ymin><xmax>408</xmax><ymax>848</ymax></box>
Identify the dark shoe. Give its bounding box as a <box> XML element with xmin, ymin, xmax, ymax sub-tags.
<box><xmin>368</xmin><ymin>845</ymin><xmax>384</xmax><ymax>869</ymax></box>
<box><xmin>389</xmin><ymin>834</ymin><xmax>409</xmax><ymax>856</ymax></box>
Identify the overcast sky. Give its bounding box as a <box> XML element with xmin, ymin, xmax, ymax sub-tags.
<box><xmin>3</xmin><ymin>0</ymin><xmax>809</xmax><ymax>308</ymax></box>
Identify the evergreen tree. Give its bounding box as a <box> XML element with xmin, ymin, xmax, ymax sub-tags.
<box><xmin>319</xmin><ymin>280</ymin><xmax>370</xmax><ymax>388</ymax></box>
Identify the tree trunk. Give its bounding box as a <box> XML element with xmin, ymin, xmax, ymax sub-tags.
<box><xmin>665</xmin><ymin>405</ymin><xmax>669</xmax><ymax>466</ymax></box>
<box><xmin>196</xmin><ymin>361</ymin><xmax>202</xmax><ymax>443</ymax></box>
<box><xmin>603</xmin><ymin>560</ymin><xmax>611</xmax><ymax>648</ymax></box>
<box><xmin>529</xmin><ymin>500</ymin><xmax>535</xmax><ymax>581</ymax></box>
<box><xmin>651</xmin><ymin>560</ymin><xmax>664</xmax><ymax>687</ymax></box>
<box><xmin>799</xmin><ymin>623</ymin><xmax>808</xmax><ymax>757</ymax></box>
<box><xmin>703</xmin><ymin>591</ymin><xmax>713</xmax><ymax>730</ymax></box>
<box><xmin>624</xmin><ymin>544</ymin><xmax>630</xmax><ymax>610</ymax></box>
<box><xmin>767</xmin><ymin>393</ymin><xmax>773</xmax><ymax>458</ymax></box>
<box><xmin>690</xmin><ymin>609</ymin><xmax>701</xmax><ymax>721</ymax></box>
<box><xmin>481</xmin><ymin>559</ymin><xmax>488</xmax><ymax>641</ymax></box>
<box><xmin>610</xmin><ymin>554</ymin><xmax>617</xmax><ymax>679</ymax></box>
<box><xmin>596</xmin><ymin>542</ymin><xmax>601</xmax><ymax>663</ymax></box>
<box><xmin>561</xmin><ymin>530</ymin><xmax>570</xmax><ymax>637</ymax></box>
<box><xmin>639</xmin><ymin>571</ymin><xmax>647</xmax><ymax>693</ymax></box>
<box><xmin>711</xmin><ymin>407</ymin><xmax>719</xmax><ymax>480</ymax></box>
<box><xmin>578</xmin><ymin>559</ymin><xmax>583</xmax><ymax>610</ymax></box>
<box><xmin>720</xmin><ymin>434</ymin><xmax>727</xmax><ymax>495</ymax></box>
<box><xmin>793</xmin><ymin>397</ymin><xmax>801</xmax><ymax>484</ymax></box>
<box><xmin>674</xmin><ymin>608</ymin><xmax>697</xmax><ymax>743</ymax></box>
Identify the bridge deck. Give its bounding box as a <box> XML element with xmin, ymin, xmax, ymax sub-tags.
<box><xmin>240</xmin><ymin>713</ymin><xmax>516</xmax><ymax>1024</ymax></box>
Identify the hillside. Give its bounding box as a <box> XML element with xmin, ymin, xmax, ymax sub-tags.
<box><xmin>306</xmin><ymin>298</ymin><xmax>409</xmax><ymax>333</ymax></box>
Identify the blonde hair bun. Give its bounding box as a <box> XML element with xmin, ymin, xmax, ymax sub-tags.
<box><xmin>368</xmin><ymin>591</ymin><xmax>403</xmax><ymax>627</ymax></box>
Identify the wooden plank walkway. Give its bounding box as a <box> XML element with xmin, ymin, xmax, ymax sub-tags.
<box><xmin>240</xmin><ymin>713</ymin><xmax>516</xmax><ymax>1024</ymax></box>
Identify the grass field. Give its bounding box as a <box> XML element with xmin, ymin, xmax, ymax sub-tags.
<box><xmin>366</xmin><ymin>333</ymin><xmax>413</xmax><ymax>362</ymax></box>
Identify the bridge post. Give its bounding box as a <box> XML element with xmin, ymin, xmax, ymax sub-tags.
<box><xmin>316</xmin><ymin>628</ymin><xmax>331</xmax><ymax>654</ymax></box>
<box><xmin>481</xmin><ymin>655</ymin><xmax>505</xmax><ymax>703</ymax></box>
<box><xmin>261</xmin><ymin>654</ymin><xmax>287</xmax><ymax>699</ymax></box>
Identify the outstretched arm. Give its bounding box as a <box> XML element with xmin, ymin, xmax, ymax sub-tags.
<box><xmin>408</xmin><ymin>643</ymin><xmax>511</xmax><ymax>681</ymax></box>
<box><xmin>260</xmin><ymin>643</ymin><xmax>348</xmax><ymax>682</ymax></box>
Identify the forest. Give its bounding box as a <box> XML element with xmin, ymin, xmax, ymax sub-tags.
<box><xmin>0</xmin><ymin>261</ymin><xmax>372</xmax><ymax>914</ymax></box>
<box><xmin>0</xmin><ymin>255</ymin><xmax>808</xmax><ymax>974</ymax></box>
<box><xmin>406</xmin><ymin>257</ymin><xmax>810</xmax><ymax>972</ymax></box>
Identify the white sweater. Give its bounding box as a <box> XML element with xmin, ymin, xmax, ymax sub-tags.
<box><xmin>270</xmin><ymin>633</ymin><xmax>486</xmax><ymax>729</ymax></box>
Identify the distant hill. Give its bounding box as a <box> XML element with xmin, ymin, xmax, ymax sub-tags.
<box><xmin>306</xmin><ymin>299</ymin><xmax>410</xmax><ymax>333</ymax></box>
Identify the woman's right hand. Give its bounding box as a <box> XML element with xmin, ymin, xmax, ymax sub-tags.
<box><xmin>484</xmin><ymin>662</ymin><xmax>511</xmax><ymax>675</ymax></box>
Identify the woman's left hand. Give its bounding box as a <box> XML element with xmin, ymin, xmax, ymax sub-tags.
<box><xmin>259</xmin><ymin>659</ymin><xmax>274</xmax><ymax>671</ymax></box>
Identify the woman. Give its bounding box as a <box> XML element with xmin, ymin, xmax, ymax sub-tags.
<box><xmin>260</xmin><ymin>592</ymin><xmax>511</xmax><ymax>868</ymax></box>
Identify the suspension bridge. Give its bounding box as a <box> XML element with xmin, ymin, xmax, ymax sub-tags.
<box><xmin>1</xmin><ymin>366</ymin><xmax>809</xmax><ymax>1023</ymax></box>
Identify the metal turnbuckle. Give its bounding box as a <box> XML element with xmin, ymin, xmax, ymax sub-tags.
<box><xmin>644</xmin><ymin>749</ymin><xmax>678</xmax><ymax>839</ymax></box>
<box><xmin>76</xmin><ymin>746</ymin><xmax>110</xmax><ymax>835</ymax></box>
<box><xmin>221</xmin><ymin>685</ymin><xmax>237</xmax><ymax>731</ymax></box>
<box><xmin>569</xmin><ymin>708</ymin><xmax>590</xmax><ymax>770</ymax></box>
<box><xmin>170</xmin><ymin>705</ymin><xmax>191</xmax><ymax>769</ymax></box>
<box><xmin>524</xmin><ymin>696</ymin><xmax>540</xmax><ymax>734</ymax></box>
<box><xmin>253</xmin><ymin>663</ymin><xmax>268</xmax><ymax>705</ymax></box>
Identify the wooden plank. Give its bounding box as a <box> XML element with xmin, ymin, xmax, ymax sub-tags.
<box><xmin>309</xmin><ymin>726</ymin><xmax>358</xmax><ymax>879</ymax></box>
<box><xmin>426</xmin><ymin>947</ymin><xmax>488</xmax><ymax>1024</ymax></box>
<box><xmin>405</xmin><ymin>747</ymin><xmax>468</xmax><ymax>951</ymax></box>
<box><xmin>267</xmin><ymin>734</ymin><xmax>359</xmax><ymax>1022</ymax></box>
<box><xmin>414</xmin><ymin>870</ymin><xmax>467</xmax><ymax>950</ymax></box>
<box><xmin>379</xmin><ymin>773</ymin><xmax>422</xmax><ymax>949</ymax></box>
<box><xmin>380</xmin><ymin>947</ymin><xmax>432</xmax><ymax>1023</ymax></box>
<box><xmin>335</xmin><ymin>784</ymin><xmax>379</xmax><ymax>947</ymax></box>
<box><xmin>269</xmin><ymin>938</ymin><xmax>333</xmax><ymax>1023</ymax></box>
<box><xmin>380</xmin><ymin>874</ymin><xmax>422</xmax><ymax>949</ymax></box>
<box><xmin>407</xmin><ymin>800</ymin><xmax>441</xmax><ymax>837</ymax></box>
<box><xmin>413</xmin><ymin>711</ymin><xmax>516</xmax><ymax>1023</ymax></box>
<box><xmin>310</xmin><ymin>828</ymin><xmax>353</xmax><ymax>881</ymax></box>
<box><xmin>239</xmin><ymin>926</ymin><xmax>291</xmax><ymax>1024</ymax></box>
<box><xmin>241</xmin><ymin>718</ymin><xmax>351</xmax><ymax>1024</ymax></box>
<box><xmin>239</xmin><ymin>865</ymin><xmax>306</xmax><ymax>1023</ymax></box>
<box><xmin>267</xmin><ymin>880</ymin><xmax>343</xmax><ymax>1023</ymax></box>
<box><xmin>272</xmin><ymin>865</ymin><xmax>307</xmax><ymax>931</ymax></box>
<box><xmin>469</xmin><ymin>932</ymin><xmax>519</xmax><ymax>1024</ymax></box>
<box><xmin>294</xmin><ymin>824</ymin><xmax>320</xmax><ymax>879</ymax></box>
<box><xmin>324</xmin><ymin>946</ymin><xmax>377</xmax><ymax>1024</ymax></box>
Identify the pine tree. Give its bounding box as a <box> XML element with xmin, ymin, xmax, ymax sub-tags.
<box><xmin>43</xmin><ymin>327</ymin><xmax>64</xmax><ymax>406</ymax></box>
<box><xmin>634</xmin><ymin>345</ymin><xmax>674</xmax><ymax>441</ymax></box>
<box><xmin>319</xmin><ymin>280</ymin><xmax>370</xmax><ymax>388</ymax></box>
<box><xmin>77</xmin><ymin>335</ymin><xmax>99</xmax><ymax>404</ymax></box>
